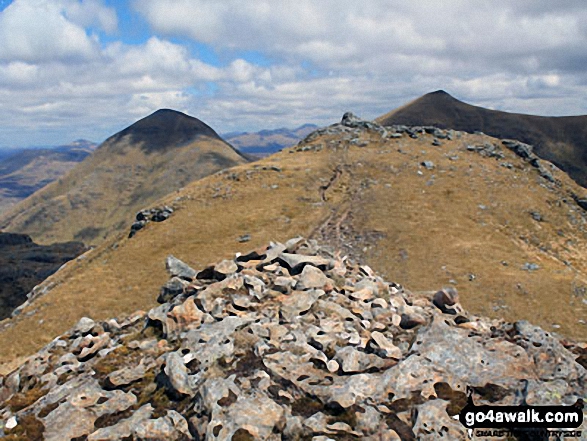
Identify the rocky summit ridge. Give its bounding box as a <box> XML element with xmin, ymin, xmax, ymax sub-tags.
<box><xmin>377</xmin><ymin>90</ymin><xmax>587</xmax><ymax>188</ymax></box>
<box><xmin>1</xmin><ymin>238</ymin><xmax>585</xmax><ymax>440</ymax></box>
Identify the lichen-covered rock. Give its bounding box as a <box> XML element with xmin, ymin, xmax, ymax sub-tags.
<box><xmin>1</xmin><ymin>238</ymin><xmax>586</xmax><ymax>440</ymax></box>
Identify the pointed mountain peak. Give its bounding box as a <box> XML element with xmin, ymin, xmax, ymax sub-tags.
<box><xmin>421</xmin><ymin>90</ymin><xmax>460</xmax><ymax>102</ymax></box>
<box><xmin>106</xmin><ymin>108</ymin><xmax>222</xmax><ymax>153</ymax></box>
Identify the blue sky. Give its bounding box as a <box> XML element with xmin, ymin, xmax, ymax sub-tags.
<box><xmin>1</xmin><ymin>0</ymin><xmax>587</xmax><ymax>148</ymax></box>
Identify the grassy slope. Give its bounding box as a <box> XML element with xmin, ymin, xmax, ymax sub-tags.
<box><xmin>0</xmin><ymin>136</ymin><xmax>247</xmax><ymax>245</ymax></box>
<box><xmin>377</xmin><ymin>90</ymin><xmax>587</xmax><ymax>187</ymax></box>
<box><xmin>1</xmin><ymin>128</ymin><xmax>587</xmax><ymax>373</ymax></box>
<box><xmin>0</xmin><ymin>148</ymin><xmax>93</xmax><ymax>216</ymax></box>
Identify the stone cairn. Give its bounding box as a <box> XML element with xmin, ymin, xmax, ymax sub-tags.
<box><xmin>0</xmin><ymin>238</ymin><xmax>585</xmax><ymax>440</ymax></box>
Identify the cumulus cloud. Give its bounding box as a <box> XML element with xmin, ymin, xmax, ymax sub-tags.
<box><xmin>0</xmin><ymin>0</ymin><xmax>119</xmax><ymax>63</ymax></box>
<box><xmin>134</xmin><ymin>0</ymin><xmax>587</xmax><ymax>74</ymax></box>
<box><xmin>2</xmin><ymin>0</ymin><xmax>587</xmax><ymax>147</ymax></box>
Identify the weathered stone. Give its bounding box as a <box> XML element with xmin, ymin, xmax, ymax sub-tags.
<box><xmin>273</xmin><ymin>276</ymin><xmax>295</xmax><ymax>294</ymax></box>
<box><xmin>73</xmin><ymin>317</ymin><xmax>96</xmax><ymax>335</ymax></box>
<box><xmin>158</xmin><ymin>276</ymin><xmax>188</xmax><ymax>303</ymax></box>
<box><xmin>215</xmin><ymin>259</ymin><xmax>238</xmax><ymax>277</ymax></box>
<box><xmin>277</xmin><ymin>252</ymin><xmax>333</xmax><ymax>274</ymax></box>
<box><xmin>88</xmin><ymin>404</ymin><xmax>153</xmax><ymax>440</ymax></box>
<box><xmin>432</xmin><ymin>287</ymin><xmax>460</xmax><ymax>313</ymax></box>
<box><xmin>107</xmin><ymin>362</ymin><xmax>147</xmax><ymax>387</ymax></box>
<box><xmin>335</xmin><ymin>346</ymin><xmax>392</xmax><ymax>373</ymax></box>
<box><xmin>296</xmin><ymin>265</ymin><xmax>331</xmax><ymax>290</ymax></box>
<box><xmin>206</xmin><ymin>395</ymin><xmax>284</xmax><ymax>440</ymax></box>
<box><xmin>166</xmin><ymin>255</ymin><xmax>197</xmax><ymax>280</ymax></box>
<box><xmin>399</xmin><ymin>313</ymin><xmax>427</xmax><ymax>329</ymax></box>
<box><xmin>3</xmin><ymin>237</ymin><xmax>587</xmax><ymax>441</ymax></box>
<box><xmin>164</xmin><ymin>352</ymin><xmax>194</xmax><ymax>397</ymax></box>
<box><xmin>43</xmin><ymin>380</ymin><xmax>137</xmax><ymax>441</ymax></box>
<box><xmin>76</xmin><ymin>333</ymin><xmax>111</xmax><ymax>361</ymax></box>
<box><xmin>370</xmin><ymin>331</ymin><xmax>402</xmax><ymax>359</ymax></box>
<box><xmin>280</xmin><ymin>289</ymin><xmax>324</xmax><ymax>322</ymax></box>
<box><xmin>412</xmin><ymin>399</ymin><xmax>467</xmax><ymax>440</ymax></box>
<box><xmin>134</xmin><ymin>411</ymin><xmax>191</xmax><ymax>441</ymax></box>
<box><xmin>166</xmin><ymin>297</ymin><xmax>203</xmax><ymax>336</ymax></box>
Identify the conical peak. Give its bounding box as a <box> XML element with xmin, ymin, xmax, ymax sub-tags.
<box><xmin>108</xmin><ymin>108</ymin><xmax>221</xmax><ymax>153</ymax></box>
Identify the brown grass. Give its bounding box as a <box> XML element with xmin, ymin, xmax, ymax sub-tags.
<box><xmin>0</xmin><ymin>136</ymin><xmax>247</xmax><ymax>245</ymax></box>
<box><xmin>1</xmin><ymin>129</ymin><xmax>586</xmax><ymax>373</ymax></box>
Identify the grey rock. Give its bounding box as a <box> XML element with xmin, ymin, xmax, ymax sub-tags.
<box><xmin>2</xmin><ymin>236</ymin><xmax>586</xmax><ymax>441</ymax></box>
<box><xmin>296</xmin><ymin>265</ymin><xmax>331</xmax><ymax>290</ymax></box>
<box><xmin>88</xmin><ymin>404</ymin><xmax>154</xmax><ymax>440</ymax></box>
<box><xmin>432</xmin><ymin>287</ymin><xmax>460</xmax><ymax>313</ymax></box>
<box><xmin>370</xmin><ymin>331</ymin><xmax>403</xmax><ymax>359</ymax></box>
<box><xmin>206</xmin><ymin>395</ymin><xmax>284</xmax><ymax>440</ymax></box>
<box><xmin>530</xmin><ymin>211</ymin><xmax>543</xmax><ymax>222</ymax></box>
<box><xmin>165</xmin><ymin>255</ymin><xmax>197</xmax><ymax>280</ymax></box>
<box><xmin>522</xmin><ymin>262</ymin><xmax>540</xmax><ymax>271</ymax></box>
<box><xmin>335</xmin><ymin>346</ymin><xmax>391</xmax><ymax>373</ymax></box>
<box><xmin>277</xmin><ymin>252</ymin><xmax>333</xmax><ymax>273</ymax></box>
<box><xmin>107</xmin><ymin>362</ymin><xmax>147</xmax><ymax>387</ymax></box>
<box><xmin>215</xmin><ymin>259</ymin><xmax>238</xmax><ymax>277</ymax></box>
<box><xmin>164</xmin><ymin>351</ymin><xmax>194</xmax><ymax>397</ymax></box>
<box><xmin>412</xmin><ymin>399</ymin><xmax>467</xmax><ymax>440</ymax></box>
<box><xmin>73</xmin><ymin>317</ymin><xmax>96</xmax><ymax>335</ymax></box>
<box><xmin>280</xmin><ymin>289</ymin><xmax>324</xmax><ymax>322</ymax></box>
<box><xmin>134</xmin><ymin>411</ymin><xmax>191</xmax><ymax>441</ymax></box>
<box><xmin>157</xmin><ymin>276</ymin><xmax>188</xmax><ymax>303</ymax></box>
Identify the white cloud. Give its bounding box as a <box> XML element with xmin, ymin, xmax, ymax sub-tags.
<box><xmin>134</xmin><ymin>0</ymin><xmax>587</xmax><ymax>77</ymax></box>
<box><xmin>0</xmin><ymin>0</ymin><xmax>118</xmax><ymax>63</ymax></box>
<box><xmin>2</xmin><ymin>0</ymin><xmax>587</xmax><ymax>148</ymax></box>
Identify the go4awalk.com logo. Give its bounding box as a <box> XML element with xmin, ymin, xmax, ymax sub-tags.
<box><xmin>455</xmin><ymin>386</ymin><xmax>584</xmax><ymax>439</ymax></box>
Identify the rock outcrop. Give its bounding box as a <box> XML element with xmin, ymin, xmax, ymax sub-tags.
<box><xmin>1</xmin><ymin>238</ymin><xmax>585</xmax><ymax>440</ymax></box>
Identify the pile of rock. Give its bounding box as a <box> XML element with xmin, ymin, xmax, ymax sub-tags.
<box><xmin>466</xmin><ymin>142</ymin><xmax>505</xmax><ymax>159</ymax></box>
<box><xmin>502</xmin><ymin>139</ymin><xmax>556</xmax><ymax>183</ymax></box>
<box><xmin>298</xmin><ymin>113</ymin><xmax>464</xmax><ymax>151</ymax></box>
<box><xmin>129</xmin><ymin>206</ymin><xmax>174</xmax><ymax>238</ymax></box>
<box><xmin>1</xmin><ymin>238</ymin><xmax>585</xmax><ymax>440</ymax></box>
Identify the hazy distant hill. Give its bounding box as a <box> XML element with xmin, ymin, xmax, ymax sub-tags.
<box><xmin>224</xmin><ymin>124</ymin><xmax>318</xmax><ymax>156</ymax></box>
<box><xmin>0</xmin><ymin>109</ymin><xmax>249</xmax><ymax>245</ymax></box>
<box><xmin>4</xmin><ymin>114</ymin><xmax>587</xmax><ymax>372</ymax></box>
<box><xmin>377</xmin><ymin>90</ymin><xmax>587</xmax><ymax>187</ymax></box>
<box><xmin>0</xmin><ymin>140</ymin><xmax>97</xmax><ymax>215</ymax></box>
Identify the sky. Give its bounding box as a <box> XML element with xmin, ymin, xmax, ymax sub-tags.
<box><xmin>1</xmin><ymin>0</ymin><xmax>587</xmax><ymax>148</ymax></box>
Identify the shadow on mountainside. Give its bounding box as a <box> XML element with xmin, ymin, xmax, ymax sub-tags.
<box><xmin>0</xmin><ymin>232</ymin><xmax>87</xmax><ymax>320</ymax></box>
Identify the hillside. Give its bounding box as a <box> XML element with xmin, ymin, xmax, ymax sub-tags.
<box><xmin>0</xmin><ymin>232</ymin><xmax>87</xmax><ymax>321</ymax></box>
<box><xmin>224</xmin><ymin>124</ymin><xmax>318</xmax><ymax>156</ymax></box>
<box><xmin>377</xmin><ymin>90</ymin><xmax>587</xmax><ymax>187</ymax></box>
<box><xmin>0</xmin><ymin>110</ymin><xmax>249</xmax><ymax>245</ymax></box>
<box><xmin>0</xmin><ymin>140</ymin><xmax>97</xmax><ymax>215</ymax></box>
<box><xmin>0</xmin><ymin>239</ymin><xmax>584</xmax><ymax>439</ymax></box>
<box><xmin>1</xmin><ymin>113</ymin><xmax>587</xmax><ymax>374</ymax></box>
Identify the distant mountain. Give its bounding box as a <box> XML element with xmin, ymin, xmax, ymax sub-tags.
<box><xmin>0</xmin><ymin>109</ymin><xmax>249</xmax><ymax>245</ymax></box>
<box><xmin>0</xmin><ymin>232</ymin><xmax>86</xmax><ymax>320</ymax></box>
<box><xmin>5</xmin><ymin>113</ymin><xmax>587</xmax><ymax>373</ymax></box>
<box><xmin>377</xmin><ymin>90</ymin><xmax>587</xmax><ymax>186</ymax></box>
<box><xmin>0</xmin><ymin>140</ymin><xmax>97</xmax><ymax>215</ymax></box>
<box><xmin>224</xmin><ymin>124</ymin><xmax>318</xmax><ymax>156</ymax></box>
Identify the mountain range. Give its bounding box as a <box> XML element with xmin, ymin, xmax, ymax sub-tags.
<box><xmin>224</xmin><ymin>124</ymin><xmax>318</xmax><ymax>156</ymax></box>
<box><xmin>0</xmin><ymin>140</ymin><xmax>97</xmax><ymax>215</ymax></box>
<box><xmin>1</xmin><ymin>94</ymin><xmax>587</xmax><ymax>438</ymax></box>
<box><xmin>1</xmin><ymin>103</ymin><xmax>587</xmax><ymax>375</ymax></box>
<box><xmin>0</xmin><ymin>110</ymin><xmax>248</xmax><ymax>245</ymax></box>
